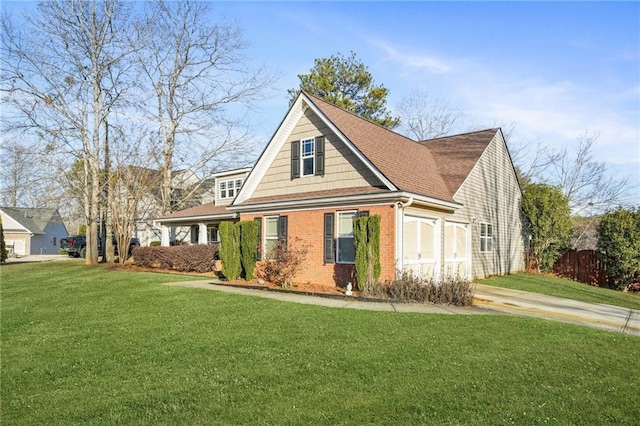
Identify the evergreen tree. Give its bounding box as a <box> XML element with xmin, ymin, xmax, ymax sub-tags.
<box><xmin>0</xmin><ymin>216</ymin><xmax>7</xmax><ymax>262</ymax></box>
<box><xmin>288</xmin><ymin>52</ymin><xmax>400</xmax><ymax>128</ymax></box>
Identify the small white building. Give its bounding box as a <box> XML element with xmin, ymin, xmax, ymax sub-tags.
<box><xmin>1</xmin><ymin>207</ymin><xmax>68</xmax><ymax>256</ymax></box>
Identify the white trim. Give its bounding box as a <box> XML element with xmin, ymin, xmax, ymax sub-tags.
<box><xmin>154</xmin><ymin>212</ymin><xmax>238</xmax><ymax>225</ymax></box>
<box><xmin>229</xmin><ymin>191</ymin><xmax>462</xmax><ymax>214</ymax></box>
<box><xmin>233</xmin><ymin>92</ymin><xmax>397</xmax><ymax>206</ymax></box>
<box><xmin>210</xmin><ymin>168</ymin><xmax>252</xmax><ymax>178</ymax></box>
<box><xmin>233</xmin><ymin>97</ymin><xmax>306</xmax><ymax>205</ymax></box>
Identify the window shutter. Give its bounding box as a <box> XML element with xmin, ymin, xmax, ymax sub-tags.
<box><xmin>255</xmin><ymin>217</ymin><xmax>262</xmax><ymax>261</ymax></box>
<box><xmin>190</xmin><ymin>225</ymin><xmax>198</xmax><ymax>244</ymax></box>
<box><xmin>278</xmin><ymin>216</ymin><xmax>288</xmax><ymax>249</ymax></box>
<box><xmin>315</xmin><ymin>136</ymin><xmax>325</xmax><ymax>176</ymax></box>
<box><xmin>291</xmin><ymin>140</ymin><xmax>300</xmax><ymax>179</ymax></box>
<box><xmin>324</xmin><ymin>213</ymin><xmax>335</xmax><ymax>263</ymax></box>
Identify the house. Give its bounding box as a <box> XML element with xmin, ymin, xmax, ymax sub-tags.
<box><xmin>0</xmin><ymin>207</ymin><xmax>68</xmax><ymax>256</ymax></box>
<box><xmin>157</xmin><ymin>92</ymin><xmax>527</xmax><ymax>286</ymax></box>
<box><xmin>154</xmin><ymin>168</ymin><xmax>251</xmax><ymax>245</ymax></box>
<box><xmin>128</xmin><ymin>167</ymin><xmax>239</xmax><ymax>246</ymax></box>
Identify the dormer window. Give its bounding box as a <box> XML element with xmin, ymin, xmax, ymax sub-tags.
<box><xmin>291</xmin><ymin>136</ymin><xmax>325</xmax><ymax>179</ymax></box>
<box><xmin>219</xmin><ymin>178</ymin><xmax>242</xmax><ymax>199</ymax></box>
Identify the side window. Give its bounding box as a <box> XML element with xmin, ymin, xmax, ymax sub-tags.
<box><xmin>301</xmin><ymin>138</ymin><xmax>315</xmax><ymax>176</ymax></box>
<box><xmin>263</xmin><ymin>216</ymin><xmax>288</xmax><ymax>259</ymax></box>
<box><xmin>480</xmin><ymin>223</ymin><xmax>493</xmax><ymax>252</ymax></box>
<box><xmin>264</xmin><ymin>216</ymin><xmax>279</xmax><ymax>256</ymax></box>
<box><xmin>337</xmin><ymin>211</ymin><xmax>357</xmax><ymax>263</ymax></box>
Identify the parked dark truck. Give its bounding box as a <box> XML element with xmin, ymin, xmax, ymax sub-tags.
<box><xmin>60</xmin><ymin>235</ymin><xmax>140</xmax><ymax>258</ymax></box>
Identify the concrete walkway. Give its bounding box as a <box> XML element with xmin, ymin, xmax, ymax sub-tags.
<box><xmin>474</xmin><ymin>284</ymin><xmax>640</xmax><ymax>336</ymax></box>
<box><xmin>163</xmin><ymin>280</ymin><xmax>490</xmax><ymax>315</ymax></box>
<box><xmin>165</xmin><ymin>280</ymin><xmax>640</xmax><ymax>336</ymax></box>
<box><xmin>2</xmin><ymin>254</ymin><xmax>74</xmax><ymax>264</ymax></box>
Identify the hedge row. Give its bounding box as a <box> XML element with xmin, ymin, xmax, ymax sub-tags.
<box><xmin>132</xmin><ymin>244</ymin><xmax>218</xmax><ymax>273</ymax></box>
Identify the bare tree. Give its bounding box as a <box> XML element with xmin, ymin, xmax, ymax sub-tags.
<box><xmin>540</xmin><ymin>131</ymin><xmax>634</xmax><ymax>214</ymax></box>
<box><xmin>1</xmin><ymin>0</ymin><xmax>133</xmax><ymax>264</ymax></box>
<box><xmin>397</xmin><ymin>89</ymin><xmax>464</xmax><ymax>140</ymax></box>
<box><xmin>134</xmin><ymin>0</ymin><xmax>274</xmax><ymax>215</ymax></box>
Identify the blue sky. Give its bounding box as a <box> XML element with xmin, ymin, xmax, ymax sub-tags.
<box><xmin>216</xmin><ymin>1</ymin><xmax>639</xmax><ymax>205</ymax></box>
<box><xmin>4</xmin><ymin>1</ymin><xmax>639</xmax><ymax>205</ymax></box>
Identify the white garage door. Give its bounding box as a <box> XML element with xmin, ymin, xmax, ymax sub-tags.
<box><xmin>403</xmin><ymin>216</ymin><xmax>441</xmax><ymax>280</ymax></box>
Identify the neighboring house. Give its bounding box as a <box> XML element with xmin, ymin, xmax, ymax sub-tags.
<box><xmin>157</xmin><ymin>92</ymin><xmax>527</xmax><ymax>286</ymax></box>
<box><xmin>128</xmin><ymin>167</ymin><xmax>233</xmax><ymax>246</ymax></box>
<box><xmin>154</xmin><ymin>168</ymin><xmax>251</xmax><ymax>245</ymax></box>
<box><xmin>0</xmin><ymin>207</ymin><xmax>68</xmax><ymax>255</ymax></box>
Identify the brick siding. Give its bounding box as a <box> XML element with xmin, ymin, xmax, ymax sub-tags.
<box><xmin>242</xmin><ymin>204</ymin><xmax>396</xmax><ymax>288</ymax></box>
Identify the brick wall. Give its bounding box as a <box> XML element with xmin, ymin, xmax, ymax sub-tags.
<box><xmin>242</xmin><ymin>204</ymin><xmax>396</xmax><ymax>288</ymax></box>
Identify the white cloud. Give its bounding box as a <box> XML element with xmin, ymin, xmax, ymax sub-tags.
<box><xmin>371</xmin><ymin>38</ymin><xmax>454</xmax><ymax>74</ymax></box>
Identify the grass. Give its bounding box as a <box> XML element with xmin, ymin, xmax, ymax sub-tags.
<box><xmin>480</xmin><ymin>273</ymin><xmax>640</xmax><ymax>311</ymax></box>
<box><xmin>1</xmin><ymin>262</ymin><xmax>639</xmax><ymax>425</ymax></box>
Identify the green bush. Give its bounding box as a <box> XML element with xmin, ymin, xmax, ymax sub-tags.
<box><xmin>597</xmin><ymin>206</ymin><xmax>640</xmax><ymax>290</ymax></box>
<box><xmin>239</xmin><ymin>221</ymin><xmax>259</xmax><ymax>281</ymax></box>
<box><xmin>353</xmin><ymin>215</ymin><xmax>381</xmax><ymax>293</ymax></box>
<box><xmin>219</xmin><ymin>221</ymin><xmax>241</xmax><ymax>281</ymax></box>
<box><xmin>0</xmin><ymin>216</ymin><xmax>7</xmax><ymax>263</ymax></box>
<box><xmin>522</xmin><ymin>183</ymin><xmax>571</xmax><ymax>272</ymax></box>
<box><xmin>149</xmin><ymin>240</ymin><xmax>161</xmax><ymax>247</ymax></box>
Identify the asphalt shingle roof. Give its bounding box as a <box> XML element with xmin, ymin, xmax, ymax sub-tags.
<box><xmin>305</xmin><ymin>92</ymin><xmax>495</xmax><ymax>202</ymax></box>
<box><xmin>1</xmin><ymin>207</ymin><xmax>62</xmax><ymax>234</ymax></box>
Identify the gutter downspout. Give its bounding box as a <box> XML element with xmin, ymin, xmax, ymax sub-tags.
<box><xmin>394</xmin><ymin>197</ymin><xmax>414</xmax><ymax>274</ymax></box>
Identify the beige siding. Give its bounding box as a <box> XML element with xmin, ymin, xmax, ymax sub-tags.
<box><xmin>448</xmin><ymin>133</ymin><xmax>526</xmax><ymax>278</ymax></box>
<box><xmin>252</xmin><ymin>109</ymin><xmax>384</xmax><ymax>198</ymax></box>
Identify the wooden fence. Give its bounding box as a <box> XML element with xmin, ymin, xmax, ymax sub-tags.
<box><xmin>553</xmin><ymin>249</ymin><xmax>613</xmax><ymax>288</ymax></box>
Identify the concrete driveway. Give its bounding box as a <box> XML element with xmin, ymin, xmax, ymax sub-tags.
<box><xmin>474</xmin><ymin>284</ymin><xmax>640</xmax><ymax>336</ymax></box>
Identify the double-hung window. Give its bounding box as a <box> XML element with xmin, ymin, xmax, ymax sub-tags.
<box><xmin>480</xmin><ymin>222</ymin><xmax>493</xmax><ymax>252</ymax></box>
<box><xmin>264</xmin><ymin>216</ymin><xmax>279</xmax><ymax>257</ymax></box>
<box><xmin>301</xmin><ymin>138</ymin><xmax>315</xmax><ymax>176</ymax></box>
<box><xmin>337</xmin><ymin>211</ymin><xmax>357</xmax><ymax>263</ymax></box>
<box><xmin>263</xmin><ymin>216</ymin><xmax>288</xmax><ymax>259</ymax></box>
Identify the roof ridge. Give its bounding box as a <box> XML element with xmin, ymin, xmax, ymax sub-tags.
<box><xmin>302</xmin><ymin>91</ymin><xmax>417</xmax><ymax>143</ymax></box>
<box><xmin>418</xmin><ymin>128</ymin><xmax>500</xmax><ymax>144</ymax></box>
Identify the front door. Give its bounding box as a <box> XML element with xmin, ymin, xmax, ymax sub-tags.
<box><xmin>403</xmin><ymin>216</ymin><xmax>440</xmax><ymax>280</ymax></box>
<box><xmin>444</xmin><ymin>222</ymin><xmax>469</xmax><ymax>279</ymax></box>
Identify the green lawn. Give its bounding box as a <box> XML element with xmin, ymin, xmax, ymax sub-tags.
<box><xmin>480</xmin><ymin>273</ymin><xmax>640</xmax><ymax>311</ymax></box>
<box><xmin>2</xmin><ymin>262</ymin><xmax>639</xmax><ymax>425</ymax></box>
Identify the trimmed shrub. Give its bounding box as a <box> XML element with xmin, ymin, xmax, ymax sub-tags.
<box><xmin>375</xmin><ymin>270</ymin><xmax>475</xmax><ymax>306</ymax></box>
<box><xmin>0</xmin><ymin>216</ymin><xmax>7</xmax><ymax>263</ymax></box>
<box><xmin>353</xmin><ymin>214</ymin><xmax>381</xmax><ymax>294</ymax></box>
<box><xmin>149</xmin><ymin>240</ymin><xmax>161</xmax><ymax>247</ymax></box>
<box><xmin>239</xmin><ymin>220</ymin><xmax>259</xmax><ymax>281</ymax></box>
<box><xmin>132</xmin><ymin>244</ymin><xmax>218</xmax><ymax>273</ymax></box>
<box><xmin>219</xmin><ymin>221</ymin><xmax>241</xmax><ymax>281</ymax></box>
<box><xmin>257</xmin><ymin>237</ymin><xmax>308</xmax><ymax>288</ymax></box>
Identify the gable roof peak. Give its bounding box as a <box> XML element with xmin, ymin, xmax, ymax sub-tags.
<box><xmin>302</xmin><ymin>91</ymin><xmax>415</xmax><ymax>142</ymax></box>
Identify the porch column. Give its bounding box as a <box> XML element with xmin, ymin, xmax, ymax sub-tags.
<box><xmin>199</xmin><ymin>223</ymin><xmax>208</xmax><ymax>245</ymax></box>
<box><xmin>161</xmin><ymin>225</ymin><xmax>170</xmax><ymax>247</ymax></box>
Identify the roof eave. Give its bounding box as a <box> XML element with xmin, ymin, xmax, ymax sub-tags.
<box><xmin>229</xmin><ymin>191</ymin><xmax>461</xmax><ymax>214</ymax></box>
<box><xmin>155</xmin><ymin>212</ymin><xmax>239</xmax><ymax>225</ymax></box>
